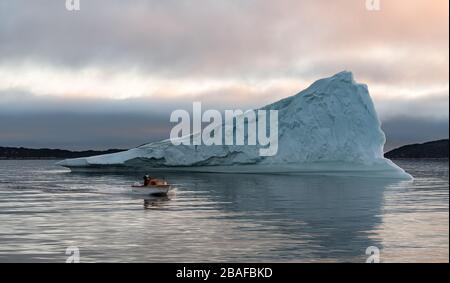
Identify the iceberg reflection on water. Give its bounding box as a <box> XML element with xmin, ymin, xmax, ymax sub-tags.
<box><xmin>0</xmin><ymin>159</ymin><xmax>447</xmax><ymax>263</ymax></box>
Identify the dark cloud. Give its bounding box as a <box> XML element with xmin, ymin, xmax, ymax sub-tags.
<box><xmin>1</xmin><ymin>111</ymin><xmax>447</xmax><ymax>151</ymax></box>
<box><xmin>382</xmin><ymin>117</ymin><xmax>449</xmax><ymax>151</ymax></box>
<box><xmin>0</xmin><ymin>112</ymin><xmax>170</xmax><ymax>150</ymax></box>
<box><xmin>0</xmin><ymin>90</ymin><xmax>447</xmax><ymax>151</ymax></box>
<box><xmin>374</xmin><ymin>90</ymin><xmax>449</xmax><ymax>120</ymax></box>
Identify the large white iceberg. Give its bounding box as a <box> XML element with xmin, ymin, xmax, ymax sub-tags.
<box><xmin>58</xmin><ymin>71</ymin><xmax>412</xmax><ymax>179</ymax></box>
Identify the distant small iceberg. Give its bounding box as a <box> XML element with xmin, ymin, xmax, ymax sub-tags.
<box><xmin>58</xmin><ymin>71</ymin><xmax>412</xmax><ymax>179</ymax></box>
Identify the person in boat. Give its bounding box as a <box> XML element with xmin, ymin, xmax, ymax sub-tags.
<box><xmin>142</xmin><ymin>175</ymin><xmax>168</xmax><ymax>187</ymax></box>
<box><xmin>143</xmin><ymin>175</ymin><xmax>150</xmax><ymax>186</ymax></box>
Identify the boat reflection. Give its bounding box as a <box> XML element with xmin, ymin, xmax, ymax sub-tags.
<box><xmin>143</xmin><ymin>195</ymin><xmax>172</xmax><ymax>209</ymax></box>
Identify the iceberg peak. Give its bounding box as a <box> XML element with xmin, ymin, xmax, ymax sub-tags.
<box><xmin>332</xmin><ymin>70</ymin><xmax>354</xmax><ymax>81</ymax></box>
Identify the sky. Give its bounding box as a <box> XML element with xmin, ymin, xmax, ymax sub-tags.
<box><xmin>0</xmin><ymin>0</ymin><xmax>448</xmax><ymax>151</ymax></box>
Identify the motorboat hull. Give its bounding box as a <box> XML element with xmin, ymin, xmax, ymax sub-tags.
<box><xmin>131</xmin><ymin>185</ymin><xmax>172</xmax><ymax>195</ymax></box>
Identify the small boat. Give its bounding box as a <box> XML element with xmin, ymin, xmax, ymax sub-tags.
<box><xmin>131</xmin><ymin>183</ymin><xmax>173</xmax><ymax>196</ymax></box>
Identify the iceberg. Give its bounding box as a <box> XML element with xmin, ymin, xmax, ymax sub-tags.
<box><xmin>58</xmin><ymin>71</ymin><xmax>412</xmax><ymax>179</ymax></box>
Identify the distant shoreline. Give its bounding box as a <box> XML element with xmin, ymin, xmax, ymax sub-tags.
<box><xmin>2</xmin><ymin>139</ymin><xmax>448</xmax><ymax>160</ymax></box>
<box><xmin>0</xmin><ymin>147</ymin><xmax>125</xmax><ymax>160</ymax></box>
<box><xmin>384</xmin><ymin>139</ymin><xmax>449</xmax><ymax>159</ymax></box>
<box><xmin>0</xmin><ymin>157</ymin><xmax>64</xmax><ymax>160</ymax></box>
<box><xmin>1</xmin><ymin>158</ymin><xmax>448</xmax><ymax>161</ymax></box>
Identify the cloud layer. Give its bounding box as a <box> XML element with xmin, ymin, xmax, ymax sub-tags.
<box><xmin>0</xmin><ymin>0</ymin><xmax>448</xmax><ymax>149</ymax></box>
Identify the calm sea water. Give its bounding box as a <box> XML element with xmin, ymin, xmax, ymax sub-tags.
<box><xmin>0</xmin><ymin>159</ymin><xmax>448</xmax><ymax>262</ymax></box>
